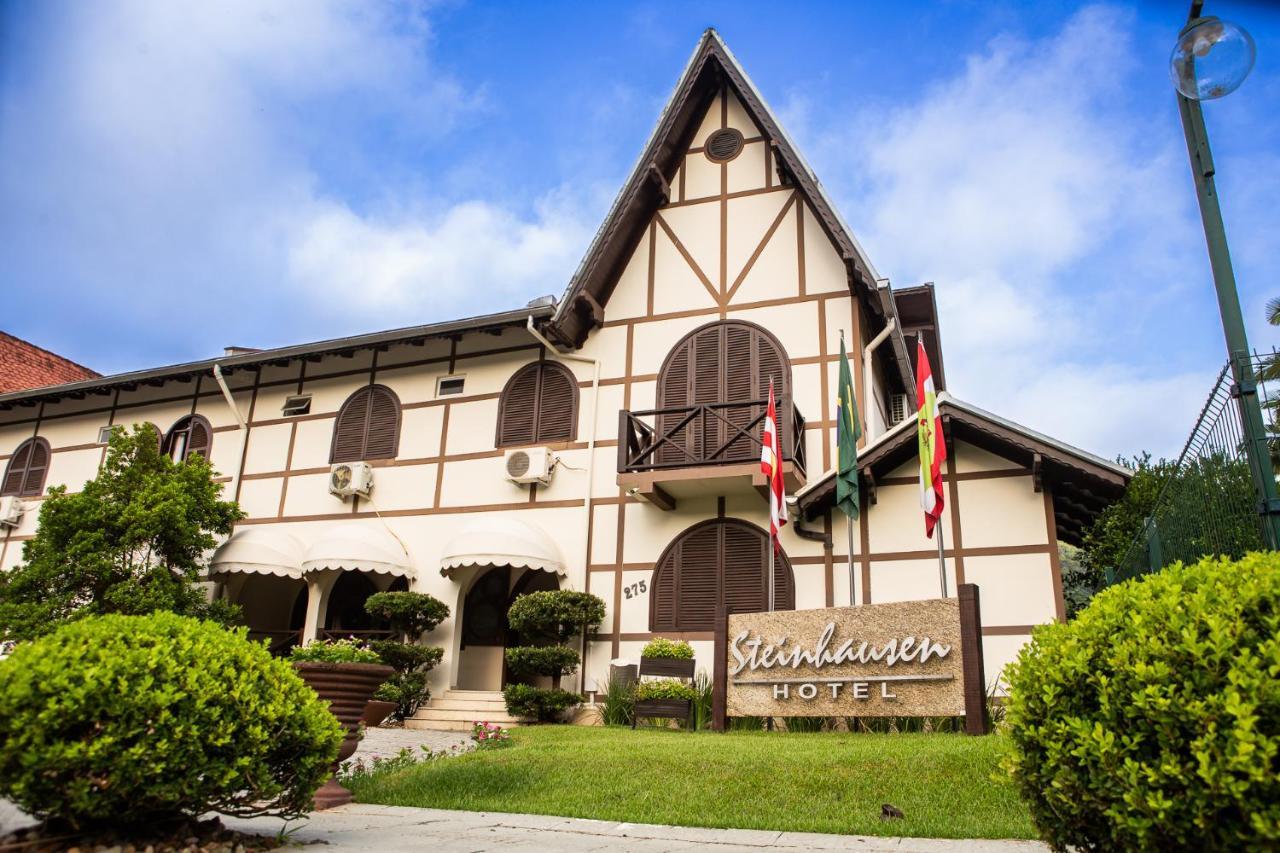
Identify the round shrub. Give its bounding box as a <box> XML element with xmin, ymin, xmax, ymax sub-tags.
<box><xmin>363</xmin><ymin>591</ymin><xmax>449</xmax><ymax>639</ymax></box>
<box><xmin>502</xmin><ymin>683</ymin><xmax>583</xmax><ymax>722</ymax></box>
<box><xmin>641</xmin><ymin>637</ymin><xmax>694</xmax><ymax>659</ymax></box>
<box><xmin>1004</xmin><ymin>552</ymin><xmax>1280</xmax><ymax>850</ymax></box>
<box><xmin>0</xmin><ymin>613</ymin><xmax>343</xmax><ymax>828</ymax></box>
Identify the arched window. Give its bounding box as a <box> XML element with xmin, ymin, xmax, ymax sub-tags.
<box><xmin>330</xmin><ymin>385</ymin><xmax>402</xmax><ymax>463</ymax></box>
<box><xmin>1</xmin><ymin>437</ymin><xmax>51</xmax><ymax>497</ymax></box>
<box><xmin>649</xmin><ymin>518</ymin><xmax>794</xmax><ymax>632</ymax></box>
<box><xmin>655</xmin><ymin>320</ymin><xmax>790</xmax><ymax>464</ymax></box>
<box><xmin>496</xmin><ymin>361</ymin><xmax>578</xmax><ymax>447</ymax></box>
<box><xmin>162</xmin><ymin>415</ymin><xmax>212</xmax><ymax>462</ymax></box>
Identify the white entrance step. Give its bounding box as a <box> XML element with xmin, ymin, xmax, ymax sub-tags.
<box><xmin>406</xmin><ymin>688</ymin><xmax>532</xmax><ymax>731</ymax></box>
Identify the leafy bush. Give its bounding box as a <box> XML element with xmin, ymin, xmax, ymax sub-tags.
<box><xmin>373</xmin><ymin>671</ymin><xmax>431</xmax><ymax>718</ymax></box>
<box><xmin>363</xmin><ymin>591</ymin><xmax>449</xmax><ymax>640</ymax></box>
<box><xmin>504</xmin><ymin>645</ymin><xmax>580</xmax><ymax>678</ymax></box>
<box><xmin>502</xmin><ymin>683</ymin><xmax>583</xmax><ymax>722</ymax></box>
<box><xmin>1004</xmin><ymin>553</ymin><xmax>1280</xmax><ymax>851</ymax></box>
<box><xmin>634</xmin><ymin>678</ymin><xmax>697</xmax><ymax>702</ymax></box>
<box><xmin>594</xmin><ymin>672</ymin><xmax>635</xmax><ymax>726</ymax></box>
<box><xmin>368</xmin><ymin>641</ymin><xmax>443</xmax><ymax>673</ymax></box>
<box><xmin>507</xmin><ymin>590</ymin><xmax>606</xmax><ymax>642</ymax></box>
<box><xmin>289</xmin><ymin>638</ymin><xmax>382</xmax><ymax>664</ymax></box>
<box><xmin>0</xmin><ymin>613</ymin><xmax>341</xmax><ymax>828</ymax></box>
<box><xmin>641</xmin><ymin>637</ymin><xmax>694</xmax><ymax>659</ymax></box>
<box><xmin>691</xmin><ymin>669</ymin><xmax>713</xmax><ymax>730</ymax></box>
<box><xmin>0</xmin><ymin>425</ymin><xmax>244</xmax><ymax>641</ymax></box>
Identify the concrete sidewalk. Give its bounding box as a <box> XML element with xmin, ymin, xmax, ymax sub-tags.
<box><xmin>221</xmin><ymin>803</ymin><xmax>1050</xmax><ymax>852</ymax></box>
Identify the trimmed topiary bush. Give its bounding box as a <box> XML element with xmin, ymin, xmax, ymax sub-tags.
<box><xmin>0</xmin><ymin>613</ymin><xmax>342</xmax><ymax>828</ymax></box>
<box><xmin>1004</xmin><ymin>552</ymin><xmax>1280</xmax><ymax>851</ymax></box>
<box><xmin>507</xmin><ymin>590</ymin><xmax>606</xmax><ymax>643</ymax></box>
<box><xmin>504</xmin><ymin>645</ymin><xmax>580</xmax><ymax>680</ymax></box>
<box><xmin>641</xmin><ymin>637</ymin><xmax>694</xmax><ymax>659</ymax></box>
<box><xmin>502</xmin><ymin>684</ymin><xmax>583</xmax><ymax>722</ymax></box>
<box><xmin>363</xmin><ymin>591</ymin><xmax>449</xmax><ymax>639</ymax></box>
<box><xmin>362</xmin><ymin>592</ymin><xmax>448</xmax><ymax>721</ymax></box>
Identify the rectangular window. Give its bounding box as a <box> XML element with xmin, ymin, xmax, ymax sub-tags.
<box><xmin>97</xmin><ymin>426</ymin><xmax>116</xmax><ymax>444</ymax></box>
<box><xmin>282</xmin><ymin>395</ymin><xmax>312</xmax><ymax>416</ymax></box>
<box><xmin>437</xmin><ymin>376</ymin><xmax>466</xmax><ymax>397</ymax></box>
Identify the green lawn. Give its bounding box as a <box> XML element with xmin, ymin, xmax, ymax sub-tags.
<box><xmin>349</xmin><ymin>726</ymin><xmax>1036</xmax><ymax>840</ymax></box>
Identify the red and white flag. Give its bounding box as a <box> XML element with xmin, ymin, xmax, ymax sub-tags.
<box><xmin>916</xmin><ymin>339</ymin><xmax>947</xmax><ymax>538</ymax></box>
<box><xmin>760</xmin><ymin>379</ymin><xmax>787</xmax><ymax>546</ymax></box>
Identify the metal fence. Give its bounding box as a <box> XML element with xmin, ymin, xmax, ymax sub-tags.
<box><xmin>1108</xmin><ymin>350</ymin><xmax>1279</xmax><ymax>584</ymax></box>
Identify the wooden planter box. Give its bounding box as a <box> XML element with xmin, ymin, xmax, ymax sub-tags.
<box><xmin>633</xmin><ymin>698</ymin><xmax>694</xmax><ymax>729</ymax></box>
<box><xmin>638</xmin><ymin>656</ymin><xmax>695</xmax><ymax>678</ymax></box>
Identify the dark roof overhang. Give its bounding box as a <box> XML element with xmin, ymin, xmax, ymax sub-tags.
<box><xmin>795</xmin><ymin>395</ymin><xmax>1130</xmax><ymax>547</ymax></box>
<box><xmin>0</xmin><ymin>304</ymin><xmax>555</xmax><ymax>410</ymax></box>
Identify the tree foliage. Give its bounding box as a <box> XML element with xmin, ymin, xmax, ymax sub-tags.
<box><xmin>0</xmin><ymin>425</ymin><xmax>244</xmax><ymax>641</ymax></box>
<box><xmin>1075</xmin><ymin>453</ymin><xmax>1173</xmax><ymax>601</ymax></box>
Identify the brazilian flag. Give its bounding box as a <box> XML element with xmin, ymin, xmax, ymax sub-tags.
<box><xmin>835</xmin><ymin>336</ymin><xmax>861</xmax><ymax>518</ymax></box>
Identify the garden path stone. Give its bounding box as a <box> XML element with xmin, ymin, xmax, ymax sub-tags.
<box><xmin>220</xmin><ymin>804</ymin><xmax>1051</xmax><ymax>852</ymax></box>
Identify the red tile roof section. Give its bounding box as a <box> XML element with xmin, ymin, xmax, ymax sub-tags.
<box><xmin>0</xmin><ymin>332</ymin><xmax>99</xmax><ymax>394</ymax></box>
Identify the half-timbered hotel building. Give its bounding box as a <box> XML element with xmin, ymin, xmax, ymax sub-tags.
<box><xmin>0</xmin><ymin>31</ymin><xmax>1128</xmax><ymax>726</ymax></box>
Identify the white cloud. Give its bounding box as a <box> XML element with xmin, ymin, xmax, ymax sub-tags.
<box><xmin>790</xmin><ymin>5</ymin><xmax>1214</xmax><ymax>458</ymax></box>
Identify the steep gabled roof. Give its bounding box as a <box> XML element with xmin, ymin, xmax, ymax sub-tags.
<box><xmin>0</xmin><ymin>332</ymin><xmax>99</xmax><ymax>394</ymax></box>
<box><xmin>548</xmin><ymin>29</ymin><xmax>895</xmax><ymax>354</ymax></box>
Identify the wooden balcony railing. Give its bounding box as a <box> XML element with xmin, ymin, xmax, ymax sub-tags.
<box><xmin>618</xmin><ymin>397</ymin><xmax>806</xmax><ymax>478</ymax></box>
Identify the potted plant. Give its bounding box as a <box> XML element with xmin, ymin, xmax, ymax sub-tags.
<box><xmin>633</xmin><ymin>638</ymin><xmax>697</xmax><ymax>729</ymax></box>
<box><xmin>363</xmin><ymin>591</ymin><xmax>449</xmax><ymax>722</ymax></box>
<box><xmin>290</xmin><ymin>639</ymin><xmax>393</xmax><ymax>809</ymax></box>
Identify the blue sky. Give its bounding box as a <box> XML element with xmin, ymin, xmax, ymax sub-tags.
<box><xmin>2</xmin><ymin>1</ymin><xmax>1279</xmax><ymax>461</ymax></box>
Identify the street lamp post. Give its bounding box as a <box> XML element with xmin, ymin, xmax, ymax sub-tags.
<box><xmin>1171</xmin><ymin>1</ymin><xmax>1280</xmax><ymax>549</ymax></box>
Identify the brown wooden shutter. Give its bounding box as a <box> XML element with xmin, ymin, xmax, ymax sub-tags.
<box><xmin>331</xmin><ymin>385</ymin><xmax>400</xmax><ymax>462</ymax></box>
<box><xmin>2</xmin><ymin>440</ymin><xmax>34</xmax><ymax>496</ymax></box>
<box><xmin>649</xmin><ymin>518</ymin><xmax>794</xmax><ymax>633</ymax></box>
<box><xmin>534</xmin><ymin>363</ymin><xmax>577</xmax><ymax>444</ymax></box>
<box><xmin>363</xmin><ymin>386</ymin><xmax>401</xmax><ymax>460</ymax></box>
<box><xmin>185</xmin><ymin>417</ymin><xmax>211</xmax><ymax>460</ymax></box>
<box><xmin>498</xmin><ymin>365</ymin><xmax>539</xmax><ymax>447</ymax></box>
<box><xmin>654</xmin><ymin>322</ymin><xmax>791</xmax><ymax>467</ymax></box>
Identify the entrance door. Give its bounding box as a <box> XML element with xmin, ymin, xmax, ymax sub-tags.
<box><xmin>456</xmin><ymin>566</ymin><xmax>560</xmax><ymax>690</ymax></box>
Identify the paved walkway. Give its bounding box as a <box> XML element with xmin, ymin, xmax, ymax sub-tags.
<box><xmin>344</xmin><ymin>725</ymin><xmax>471</xmax><ymax>765</ymax></box>
<box><xmin>221</xmin><ymin>804</ymin><xmax>1050</xmax><ymax>852</ymax></box>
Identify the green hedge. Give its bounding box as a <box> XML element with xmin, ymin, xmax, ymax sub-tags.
<box><xmin>0</xmin><ymin>613</ymin><xmax>342</xmax><ymax>828</ymax></box>
<box><xmin>1004</xmin><ymin>552</ymin><xmax>1280</xmax><ymax>850</ymax></box>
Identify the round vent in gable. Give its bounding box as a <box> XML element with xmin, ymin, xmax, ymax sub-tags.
<box><xmin>704</xmin><ymin>128</ymin><xmax>745</xmax><ymax>162</ymax></box>
<box><xmin>506</xmin><ymin>450</ymin><xmax>531</xmax><ymax>479</ymax></box>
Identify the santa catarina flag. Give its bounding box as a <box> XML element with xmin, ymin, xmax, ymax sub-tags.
<box><xmin>835</xmin><ymin>336</ymin><xmax>861</xmax><ymax>518</ymax></box>
<box><xmin>760</xmin><ymin>379</ymin><xmax>787</xmax><ymax>544</ymax></box>
<box><xmin>916</xmin><ymin>339</ymin><xmax>946</xmax><ymax>538</ymax></box>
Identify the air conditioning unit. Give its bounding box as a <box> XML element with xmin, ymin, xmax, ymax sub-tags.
<box><xmin>504</xmin><ymin>448</ymin><xmax>554</xmax><ymax>486</ymax></box>
<box><xmin>329</xmin><ymin>462</ymin><xmax>373</xmax><ymax>499</ymax></box>
<box><xmin>0</xmin><ymin>496</ymin><xmax>24</xmax><ymax>528</ymax></box>
<box><xmin>889</xmin><ymin>393</ymin><xmax>911</xmax><ymax>426</ymax></box>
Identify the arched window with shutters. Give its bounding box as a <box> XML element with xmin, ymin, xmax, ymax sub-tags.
<box><xmin>649</xmin><ymin>518</ymin><xmax>795</xmax><ymax>632</ymax></box>
<box><xmin>654</xmin><ymin>320</ymin><xmax>790</xmax><ymax>465</ymax></box>
<box><xmin>330</xmin><ymin>384</ymin><xmax>402</xmax><ymax>463</ymax></box>
<box><xmin>2</xmin><ymin>437</ymin><xmax>51</xmax><ymax>497</ymax></box>
<box><xmin>496</xmin><ymin>361</ymin><xmax>579</xmax><ymax>447</ymax></box>
<box><xmin>162</xmin><ymin>415</ymin><xmax>212</xmax><ymax>463</ymax></box>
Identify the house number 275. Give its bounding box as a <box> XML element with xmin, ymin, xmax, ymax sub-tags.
<box><xmin>623</xmin><ymin>579</ymin><xmax>648</xmax><ymax>599</ymax></box>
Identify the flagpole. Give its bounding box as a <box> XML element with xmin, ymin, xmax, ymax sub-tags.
<box><xmin>847</xmin><ymin>515</ymin><xmax>857</xmax><ymax>606</ymax></box>
<box><xmin>768</xmin><ymin>536</ymin><xmax>775</xmax><ymax>612</ymax></box>
<box><xmin>936</xmin><ymin>519</ymin><xmax>948</xmax><ymax>598</ymax></box>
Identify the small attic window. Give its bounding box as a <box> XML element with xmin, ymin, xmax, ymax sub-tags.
<box><xmin>282</xmin><ymin>395</ymin><xmax>312</xmax><ymax>417</ymax></box>
<box><xmin>97</xmin><ymin>426</ymin><xmax>116</xmax><ymax>444</ymax></box>
<box><xmin>705</xmin><ymin>128</ymin><xmax>744</xmax><ymax>162</ymax></box>
<box><xmin>437</xmin><ymin>375</ymin><xmax>466</xmax><ymax>397</ymax></box>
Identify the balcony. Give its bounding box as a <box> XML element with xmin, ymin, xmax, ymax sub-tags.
<box><xmin>617</xmin><ymin>398</ymin><xmax>807</xmax><ymax>510</ymax></box>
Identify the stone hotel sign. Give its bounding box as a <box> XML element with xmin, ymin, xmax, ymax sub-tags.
<box><xmin>716</xmin><ymin>584</ymin><xmax>989</xmax><ymax>734</ymax></box>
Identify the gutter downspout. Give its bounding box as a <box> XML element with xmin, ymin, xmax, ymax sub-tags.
<box><xmin>211</xmin><ymin>363</ymin><xmax>248</xmax><ymax>502</ymax></box>
<box><xmin>863</xmin><ymin>318</ymin><xmax>896</xmax><ymax>442</ymax></box>
<box><xmin>525</xmin><ymin>316</ymin><xmax>601</xmax><ymax>696</ymax></box>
